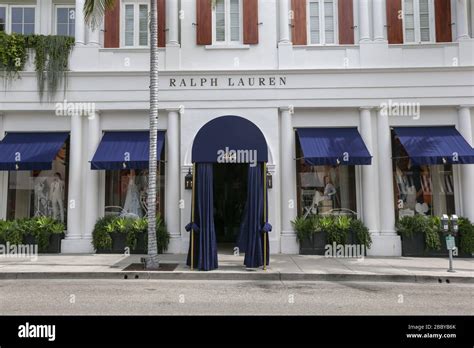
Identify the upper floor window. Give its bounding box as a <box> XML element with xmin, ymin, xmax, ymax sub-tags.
<box><xmin>11</xmin><ymin>6</ymin><xmax>35</xmax><ymax>35</ymax></box>
<box><xmin>308</xmin><ymin>0</ymin><xmax>337</xmax><ymax>45</ymax></box>
<box><xmin>56</xmin><ymin>6</ymin><xmax>76</xmax><ymax>37</ymax></box>
<box><xmin>122</xmin><ymin>1</ymin><xmax>149</xmax><ymax>47</ymax></box>
<box><xmin>213</xmin><ymin>0</ymin><xmax>242</xmax><ymax>44</ymax></box>
<box><xmin>403</xmin><ymin>0</ymin><xmax>434</xmax><ymax>43</ymax></box>
<box><xmin>0</xmin><ymin>6</ymin><xmax>6</xmax><ymax>32</ymax></box>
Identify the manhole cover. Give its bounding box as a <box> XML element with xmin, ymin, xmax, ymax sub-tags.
<box><xmin>122</xmin><ymin>263</ymin><xmax>179</xmax><ymax>272</ymax></box>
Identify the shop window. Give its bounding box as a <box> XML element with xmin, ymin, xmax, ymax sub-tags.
<box><xmin>213</xmin><ymin>0</ymin><xmax>242</xmax><ymax>44</ymax></box>
<box><xmin>56</xmin><ymin>6</ymin><xmax>75</xmax><ymax>37</ymax></box>
<box><xmin>7</xmin><ymin>143</ymin><xmax>69</xmax><ymax>222</ymax></box>
<box><xmin>392</xmin><ymin>133</ymin><xmax>455</xmax><ymax>219</ymax></box>
<box><xmin>104</xmin><ymin>161</ymin><xmax>165</xmax><ymax>218</ymax></box>
<box><xmin>296</xmin><ymin>144</ymin><xmax>357</xmax><ymax>218</ymax></box>
<box><xmin>11</xmin><ymin>6</ymin><xmax>35</xmax><ymax>35</ymax></box>
<box><xmin>0</xmin><ymin>6</ymin><xmax>6</xmax><ymax>32</ymax></box>
<box><xmin>308</xmin><ymin>0</ymin><xmax>337</xmax><ymax>45</ymax></box>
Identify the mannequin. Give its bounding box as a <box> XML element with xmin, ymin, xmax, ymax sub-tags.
<box><xmin>123</xmin><ymin>169</ymin><xmax>142</xmax><ymax>217</ymax></box>
<box><xmin>50</xmin><ymin>172</ymin><xmax>65</xmax><ymax>222</ymax></box>
<box><xmin>34</xmin><ymin>177</ymin><xmax>48</xmax><ymax>216</ymax></box>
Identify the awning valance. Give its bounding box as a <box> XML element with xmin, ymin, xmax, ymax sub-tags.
<box><xmin>296</xmin><ymin>128</ymin><xmax>372</xmax><ymax>165</ymax></box>
<box><xmin>0</xmin><ymin>132</ymin><xmax>69</xmax><ymax>171</ymax></box>
<box><xmin>393</xmin><ymin>126</ymin><xmax>474</xmax><ymax>165</ymax></box>
<box><xmin>91</xmin><ymin>131</ymin><xmax>165</xmax><ymax>170</ymax></box>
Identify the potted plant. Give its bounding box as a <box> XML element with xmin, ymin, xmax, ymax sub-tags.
<box><xmin>397</xmin><ymin>215</ymin><xmax>443</xmax><ymax>256</ymax></box>
<box><xmin>458</xmin><ymin>217</ymin><xmax>474</xmax><ymax>257</ymax></box>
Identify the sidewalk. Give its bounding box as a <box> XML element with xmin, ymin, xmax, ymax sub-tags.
<box><xmin>0</xmin><ymin>253</ymin><xmax>472</xmax><ymax>283</ymax></box>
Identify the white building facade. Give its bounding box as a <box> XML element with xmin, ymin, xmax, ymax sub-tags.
<box><xmin>0</xmin><ymin>0</ymin><xmax>473</xmax><ymax>256</ymax></box>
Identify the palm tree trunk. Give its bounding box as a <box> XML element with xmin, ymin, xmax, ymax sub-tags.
<box><xmin>146</xmin><ymin>0</ymin><xmax>160</xmax><ymax>270</ymax></box>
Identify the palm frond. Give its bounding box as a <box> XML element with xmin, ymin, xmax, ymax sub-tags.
<box><xmin>84</xmin><ymin>0</ymin><xmax>117</xmax><ymax>29</ymax></box>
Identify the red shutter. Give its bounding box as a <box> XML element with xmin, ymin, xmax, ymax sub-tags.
<box><xmin>386</xmin><ymin>0</ymin><xmax>403</xmax><ymax>44</ymax></box>
<box><xmin>291</xmin><ymin>0</ymin><xmax>307</xmax><ymax>45</ymax></box>
<box><xmin>104</xmin><ymin>0</ymin><xmax>120</xmax><ymax>48</ymax></box>
<box><xmin>158</xmin><ymin>0</ymin><xmax>166</xmax><ymax>47</ymax></box>
<box><xmin>435</xmin><ymin>0</ymin><xmax>452</xmax><ymax>42</ymax></box>
<box><xmin>196</xmin><ymin>0</ymin><xmax>212</xmax><ymax>45</ymax></box>
<box><xmin>338</xmin><ymin>0</ymin><xmax>354</xmax><ymax>44</ymax></box>
<box><xmin>243</xmin><ymin>0</ymin><xmax>259</xmax><ymax>44</ymax></box>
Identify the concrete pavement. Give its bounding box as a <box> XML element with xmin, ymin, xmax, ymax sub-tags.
<box><xmin>0</xmin><ymin>252</ymin><xmax>472</xmax><ymax>283</ymax></box>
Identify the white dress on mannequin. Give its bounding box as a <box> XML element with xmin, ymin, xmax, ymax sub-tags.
<box><xmin>123</xmin><ymin>173</ymin><xmax>142</xmax><ymax>218</ymax></box>
<box><xmin>50</xmin><ymin>176</ymin><xmax>65</xmax><ymax>222</ymax></box>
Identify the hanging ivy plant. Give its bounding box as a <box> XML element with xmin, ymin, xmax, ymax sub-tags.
<box><xmin>0</xmin><ymin>33</ymin><xmax>75</xmax><ymax>101</ymax></box>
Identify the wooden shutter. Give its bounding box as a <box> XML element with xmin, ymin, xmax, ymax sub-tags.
<box><xmin>196</xmin><ymin>0</ymin><xmax>212</xmax><ymax>45</ymax></box>
<box><xmin>243</xmin><ymin>0</ymin><xmax>259</xmax><ymax>44</ymax></box>
<box><xmin>292</xmin><ymin>0</ymin><xmax>307</xmax><ymax>45</ymax></box>
<box><xmin>338</xmin><ymin>0</ymin><xmax>354</xmax><ymax>44</ymax></box>
<box><xmin>158</xmin><ymin>0</ymin><xmax>166</xmax><ymax>47</ymax></box>
<box><xmin>435</xmin><ymin>0</ymin><xmax>452</xmax><ymax>42</ymax></box>
<box><xmin>386</xmin><ymin>0</ymin><xmax>403</xmax><ymax>44</ymax></box>
<box><xmin>104</xmin><ymin>0</ymin><xmax>120</xmax><ymax>48</ymax></box>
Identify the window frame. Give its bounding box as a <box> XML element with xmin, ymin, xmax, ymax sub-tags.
<box><xmin>54</xmin><ymin>5</ymin><xmax>76</xmax><ymax>37</ymax></box>
<box><xmin>211</xmin><ymin>0</ymin><xmax>244</xmax><ymax>46</ymax></box>
<box><xmin>306</xmin><ymin>0</ymin><xmax>339</xmax><ymax>46</ymax></box>
<box><xmin>9</xmin><ymin>4</ymin><xmax>36</xmax><ymax>35</ymax></box>
<box><xmin>121</xmin><ymin>0</ymin><xmax>150</xmax><ymax>48</ymax></box>
<box><xmin>402</xmin><ymin>0</ymin><xmax>436</xmax><ymax>44</ymax></box>
<box><xmin>0</xmin><ymin>5</ymin><xmax>7</xmax><ymax>33</ymax></box>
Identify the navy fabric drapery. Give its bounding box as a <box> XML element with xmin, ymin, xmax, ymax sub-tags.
<box><xmin>296</xmin><ymin>128</ymin><xmax>372</xmax><ymax>165</ymax></box>
<box><xmin>0</xmin><ymin>132</ymin><xmax>69</xmax><ymax>171</ymax></box>
<box><xmin>238</xmin><ymin>164</ymin><xmax>270</xmax><ymax>268</ymax></box>
<box><xmin>393</xmin><ymin>126</ymin><xmax>474</xmax><ymax>165</ymax></box>
<box><xmin>186</xmin><ymin>163</ymin><xmax>218</xmax><ymax>271</ymax></box>
<box><xmin>192</xmin><ymin>115</ymin><xmax>268</xmax><ymax>163</ymax></box>
<box><xmin>91</xmin><ymin>131</ymin><xmax>165</xmax><ymax>170</ymax></box>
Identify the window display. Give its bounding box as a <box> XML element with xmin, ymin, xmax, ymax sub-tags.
<box><xmin>392</xmin><ymin>134</ymin><xmax>455</xmax><ymax>219</ymax></box>
<box><xmin>7</xmin><ymin>143</ymin><xmax>68</xmax><ymax>221</ymax></box>
<box><xmin>104</xmin><ymin>161</ymin><xmax>165</xmax><ymax>218</ymax></box>
<box><xmin>296</xmin><ymin>158</ymin><xmax>357</xmax><ymax>218</ymax></box>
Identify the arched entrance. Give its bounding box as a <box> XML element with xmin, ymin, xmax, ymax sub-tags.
<box><xmin>186</xmin><ymin>116</ymin><xmax>271</xmax><ymax>271</ymax></box>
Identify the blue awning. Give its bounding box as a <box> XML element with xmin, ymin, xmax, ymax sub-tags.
<box><xmin>91</xmin><ymin>131</ymin><xmax>165</xmax><ymax>170</ymax></box>
<box><xmin>192</xmin><ymin>115</ymin><xmax>268</xmax><ymax>163</ymax></box>
<box><xmin>0</xmin><ymin>132</ymin><xmax>69</xmax><ymax>171</ymax></box>
<box><xmin>296</xmin><ymin>128</ymin><xmax>372</xmax><ymax>165</ymax></box>
<box><xmin>393</xmin><ymin>126</ymin><xmax>474</xmax><ymax>165</ymax></box>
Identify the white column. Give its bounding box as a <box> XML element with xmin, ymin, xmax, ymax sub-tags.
<box><xmin>61</xmin><ymin>112</ymin><xmax>84</xmax><ymax>253</ymax></box>
<box><xmin>372</xmin><ymin>0</ymin><xmax>385</xmax><ymax>41</ymax></box>
<box><xmin>358</xmin><ymin>0</ymin><xmax>371</xmax><ymax>42</ymax></box>
<box><xmin>368</xmin><ymin>107</ymin><xmax>401</xmax><ymax>256</ymax></box>
<box><xmin>168</xmin><ymin>0</ymin><xmax>179</xmax><ymax>46</ymax></box>
<box><xmin>279</xmin><ymin>0</ymin><xmax>291</xmax><ymax>44</ymax></box>
<box><xmin>456</xmin><ymin>0</ymin><xmax>470</xmax><ymax>41</ymax></box>
<box><xmin>457</xmin><ymin>106</ymin><xmax>474</xmax><ymax>221</ymax></box>
<box><xmin>75</xmin><ymin>0</ymin><xmax>86</xmax><ymax>45</ymax></box>
<box><xmin>359</xmin><ymin>108</ymin><xmax>378</xmax><ymax>233</ymax></box>
<box><xmin>83</xmin><ymin>111</ymin><xmax>101</xmax><ymax>252</ymax></box>
<box><xmin>280</xmin><ymin>107</ymin><xmax>298</xmax><ymax>253</ymax></box>
<box><xmin>165</xmin><ymin>108</ymin><xmax>181</xmax><ymax>253</ymax></box>
<box><xmin>87</xmin><ymin>22</ymin><xmax>100</xmax><ymax>46</ymax></box>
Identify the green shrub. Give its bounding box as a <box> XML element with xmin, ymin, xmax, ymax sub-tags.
<box><xmin>326</xmin><ymin>216</ymin><xmax>350</xmax><ymax>245</ymax></box>
<box><xmin>350</xmin><ymin>218</ymin><xmax>372</xmax><ymax>249</ymax></box>
<box><xmin>396</xmin><ymin>215</ymin><xmax>441</xmax><ymax>251</ymax></box>
<box><xmin>459</xmin><ymin>217</ymin><xmax>474</xmax><ymax>254</ymax></box>
<box><xmin>92</xmin><ymin>215</ymin><xmax>115</xmax><ymax>250</ymax></box>
<box><xmin>291</xmin><ymin>216</ymin><xmax>313</xmax><ymax>242</ymax></box>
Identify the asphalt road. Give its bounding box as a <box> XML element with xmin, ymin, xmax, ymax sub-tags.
<box><xmin>0</xmin><ymin>279</ymin><xmax>472</xmax><ymax>315</ymax></box>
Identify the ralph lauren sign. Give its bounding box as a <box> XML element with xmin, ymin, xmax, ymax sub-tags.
<box><xmin>168</xmin><ymin>76</ymin><xmax>287</xmax><ymax>88</ymax></box>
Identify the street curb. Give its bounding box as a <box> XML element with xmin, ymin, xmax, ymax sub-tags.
<box><xmin>0</xmin><ymin>271</ymin><xmax>472</xmax><ymax>283</ymax></box>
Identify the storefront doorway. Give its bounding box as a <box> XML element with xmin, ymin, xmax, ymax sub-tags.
<box><xmin>213</xmin><ymin>163</ymin><xmax>248</xmax><ymax>251</ymax></box>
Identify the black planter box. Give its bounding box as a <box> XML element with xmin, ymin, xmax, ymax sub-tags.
<box><xmin>299</xmin><ymin>231</ymin><xmax>327</xmax><ymax>255</ymax></box>
<box><xmin>131</xmin><ymin>233</ymin><xmax>146</xmax><ymax>254</ymax></box>
<box><xmin>22</xmin><ymin>233</ymin><xmax>64</xmax><ymax>253</ymax></box>
<box><xmin>401</xmin><ymin>233</ymin><xmax>472</xmax><ymax>258</ymax></box>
